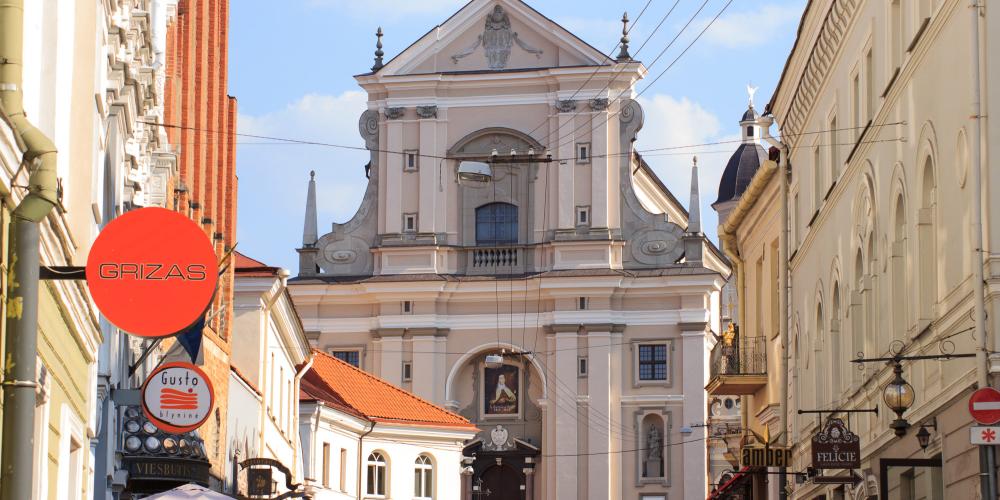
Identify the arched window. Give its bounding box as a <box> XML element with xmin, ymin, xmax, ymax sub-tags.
<box><xmin>366</xmin><ymin>452</ymin><xmax>387</xmax><ymax>497</ymax></box>
<box><xmin>830</xmin><ymin>282</ymin><xmax>842</xmax><ymax>397</ymax></box>
<box><xmin>475</xmin><ymin>202</ymin><xmax>518</xmax><ymax>246</ymax></box>
<box><xmin>891</xmin><ymin>194</ymin><xmax>907</xmax><ymax>341</ymax></box>
<box><xmin>814</xmin><ymin>300</ymin><xmax>826</xmax><ymax>408</ymax></box>
<box><xmin>414</xmin><ymin>455</ymin><xmax>433</xmax><ymax>499</ymax></box>
<box><xmin>918</xmin><ymin>158</ymin><xmax>937</xmax><ymax>322</ymax></box>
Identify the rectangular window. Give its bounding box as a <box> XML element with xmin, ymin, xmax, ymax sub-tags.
<box><xmin>829</xmin><ymin>115</ymin><xmax>839</xmax><ymax>183</ymax></box>
<box><xmin>322</xmin><ymin>443</ymin><xmax>331</xmax><ymax>487</ymax></box>
<box><xmin>331</xmin><ymin>350</ymin><xmax>361</xmax><ymax>367</ymax></box>
<box><xmin>576</xmin><ymin>143</ymin><xmax>591</xmax><ymax>163</ymax></box>
<box><xmin>890</xmin><ymin>0</ymin><xmax>902</xmax><ymax>69</ymax></box>
<box><xmin>402</xmin><ymin>300</ymin><xmax>413</xmax><ymax>314</ymax></box>
<box><xmin>403</xmin><ymin>213</ymin><xmax>417</xmax><ymax>233</ymax></box>
<box><xmin>578</xmin><ymin>357</ymin><xmax>588</xmax><ymax>377</ymax></box>
<box><xmin>852</xmin><ymin>73</ymin><xmax>861</xmax><ymax>139</ymax></box>
<box><xmin>865</xmin><ymin>49</ymin><xmax>875</xmax><ymax>121</ymax></box>
<box><xmin>279</xmin><ymin>366</ymin><xmax>285</xmax><ymax>426</ymax></box>
<box><xmin>404</xmin><ymin>150</ymin><xmax>419</xmax><ymax>171</ymax></box>
<box><xmin>638</xmin><ymin>344</ymin><xmax>668</xmax><ymax>381</ymax></box>
<box><xmin>793</xmin><ymin>192</ymin><xmax>800</xmax><ymax>245</ymax></box>
<box><xmin>403</xmin><ymin>361</ymin><xmax>413</xmax><ymax>382</ymax></box>
<box><xmin>576</xmin><ymin>206</ymin><xmax>590</xmax><ymax>226</ymax></box>
<box><xmin>578</xmin><ymin>297</ymin><xmax>588</xmax><ymax>310</ymax></box>
<box><xmin>340</xmin><ymin>449</ymin><xmax>347</xmax><ymax>491</ymax></box>
<box><xmin>813</xmin><ymin>147</ymin><xmax>823</xmax><ymax>213</ymax></box>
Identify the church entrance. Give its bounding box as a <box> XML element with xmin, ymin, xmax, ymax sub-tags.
<box><xmin>479</xmin><ymin>464</ymin><xmax>523</xmax><ymax>500</ymax></box>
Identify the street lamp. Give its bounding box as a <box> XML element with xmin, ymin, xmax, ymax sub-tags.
<box><xmin>916</xmin><ymin>418</ymin><xmax>937</xmax><ymax>450</ymax></box>
<box><xmin>882</xmin><ymin>361</ymin><xmax>915</xmax><ymax>436</ymax></box>
<box><xmin>457</xmin><ymin>161</ymin><xmax>493</xmax><ymax>183</ymax></box>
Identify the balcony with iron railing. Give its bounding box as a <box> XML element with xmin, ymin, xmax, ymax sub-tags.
<box><xmin>706</xmin><ymin>333</ymin><xmax>768</xmax><ymax>396</ymax></box>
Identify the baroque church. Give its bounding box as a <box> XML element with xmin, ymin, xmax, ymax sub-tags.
<box><xmin>288</xmin><ymin>1</ymin><xmax>729</xmax><ymax>498</ymax></box>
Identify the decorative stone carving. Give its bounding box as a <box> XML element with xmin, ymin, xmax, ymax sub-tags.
<box><xmin>589</xmin><ymin>97</ymin><xmax>609</xmax><ymax>111</ymax></box>
<box><xmin>359</xmin><ymin>109</ymin><xmax>379</xmax><ymax>150</ymax></box>
<box><xmin>555</xmin><ymin>100</ymin><xmax>577</xmax><ymax>113</ymax></box>
<box><xmin>450</xmin><ymin>5</ymin><xmax>543</xmax><ymax>70</ymax></box>
<box><xmin>415</xmin><ymin>105</ymin><xmax>438</xmax><ymax>119</ymax></box>
<box><xmin>384</xmin><ymin>107</ymin><xmax>405</xmax><ymax>120</ymax></box>
<box><xmin>484</xmin><ymin>425</ymin><xmax>515</xmax><ymax>452</ymax></box>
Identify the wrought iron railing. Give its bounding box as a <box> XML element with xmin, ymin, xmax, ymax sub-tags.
<box><xmin>710</xmin><ymin>335</ymin><xmax>767</xmax><ymax>379</ymax></box>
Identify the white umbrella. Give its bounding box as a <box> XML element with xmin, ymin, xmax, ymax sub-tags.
<box><xmin>143</xmin><ymin>484</ymin><xmax>234</xmax><ymax>499</ymax></box>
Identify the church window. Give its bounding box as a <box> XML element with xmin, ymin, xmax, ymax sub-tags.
<box><xmin>577</xmin><ymin>143</ymin><xmax>591</xmax><ymax>163</ymax></box>
<box><xmin>475</xmin><ymin>203</ymin><xmax>518</xmax><ymax>246</ymax></box>
<box><xmin>402</xmin><ymin>361</ymin><xmax>413</xmax><ymax>382</ymax></box>
<box><xmin>746</xmin><ymin>126</ymin><xmax>754</xmax><ymax>137</ymax></box>
<box><xmin>413</xmin><ymin>455</ymin><xmax>433</xmax><ymax>499</ymax></box>
<box><xmin>403</xmin><ymin>213</ymin><xmax>417</xmax><ymax>233</ymax></box>
<box><xmin>865</xmin><ymin>49</ymin><xmax>875</xmax><ymax>120</ymax></box>
<box><xmin>578</xmin><ymin>297</ymin><xmax>589</xmax><ymax>310</ymax></box>
<box><xmin>330</xmin><ymin>350</ymin><xmax>360</xmax><ymax>367</ymax></box>
<box><xmin>578</xmin><ymin>357</ymin><xmax>588</xmax><ymax>377</ymax></box>
<box><xmin>404</xmin><ymin>150</ymin><xmax>419</xmax><ymax>171</ymax></box>
<box><xmin>576</xmin><ymin>206</ymin><xmax>590</xmax><ymax>226</ymax></box>
<box><xmin>637</xmin><ymin>343</ymin><xmax>668</xmax><ymax>382</ymax></box>
<box><xmin>366</xmin><ymin>452</ymin><xmax>387</xmax><ymax>497</ymax></box>
<box><xmin>402</xmin><ymin>300</ymin><xmax>413</xmax><ymax>314</ymax></box>
<box><xmin>322</xmin><ymin>443</ymin><xmax>331</xmax><ymax>487</ymax></box>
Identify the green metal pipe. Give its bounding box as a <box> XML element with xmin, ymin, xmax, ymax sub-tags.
<box><xmin>0</xmin><ymin>1</ymin><xmax>61</xmax><ymax>499</ymax></box>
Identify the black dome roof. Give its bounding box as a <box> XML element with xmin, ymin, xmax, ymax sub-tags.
<box><xmin>741</xmin><ymin>105</ymin><xmax>759</xmax><ymax>122</ymax></box>
<box><xmin>714</xmin><ymin>142</ymin><xmax>767</xmax><ymax>206</ymax></box>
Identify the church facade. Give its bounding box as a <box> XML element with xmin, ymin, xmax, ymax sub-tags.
<box><xmin>288</xmin><ymin>1</ymin><xmax>728</xmax><ymax>498</ymax></box>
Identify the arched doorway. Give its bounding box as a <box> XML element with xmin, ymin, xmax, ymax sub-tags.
<box><xmin>480</xmin><ymin>463</ymin><xmax>523</xmax><ymax>500</ymax></box>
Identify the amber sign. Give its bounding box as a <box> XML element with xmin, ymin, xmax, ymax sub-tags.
<box><xmin>740</xmin><ymin>445</ymin><xmax>792</xmax><ymax>468</ymax></box>
<box><xmin>811</xmin><ymin>418</ymin><xmax>861</xmax><ymax>469</ymax></box>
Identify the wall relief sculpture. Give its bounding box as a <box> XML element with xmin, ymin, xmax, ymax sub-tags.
<box><xmin>450</xmin><ymin>5</ymin><xmax>543</xmax><ymax>70</ymax></box>
<box><xmin>313</xmin><ymin>110</ymin><xmax>380</xmax><ymax>275</ymax></box>
<box><xmin>617</xmin><ymin>98</ymin><xmax>686</xmax><ymax>267</ymax></box>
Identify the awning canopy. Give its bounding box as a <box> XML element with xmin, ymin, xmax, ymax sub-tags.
<box><xmin>709</xmin><ymin>466</ymin><xmax>754</xmax><ymax>499</ymax></box>
<box><xmin>143</xmin><ymin>484</ymin><xmax>233</xmax><ymax>499</ymax></box>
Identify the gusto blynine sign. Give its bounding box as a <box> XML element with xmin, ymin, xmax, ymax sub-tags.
<box><xmin>86</xmin><ymin>207</ymin><xmax>218</xmax><ymax>338</ymax></box>
<box><xmin>142</xmin><ymin>362</ymin><xmax>215</xmax><ymax>433</ymax></box>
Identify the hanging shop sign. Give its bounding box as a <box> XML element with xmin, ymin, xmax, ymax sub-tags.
<box><xmin>237</xmin><ymin>458</ymin><xmax>309</xmax><ymax>500</ymax></box>
<box><xmin>141</xmin><ymin>362</ymin><xmax>215</xmax><ymax>433</ymax></box>
<box><xmin>811</xmin><ymin>418</ymin><xmax>861</xmax><ymax>469</ymax></box>
<box><xmin>740</xmin><ymin>444</ymin><xmax>793</xmax><ymax>468</ymax></box>
<box><xmin>87</xmin><ymin>207</ymin><xmax>218</xmax><ymax>338</ymax></box>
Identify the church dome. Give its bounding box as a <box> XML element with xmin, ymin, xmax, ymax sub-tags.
<box><xmin>714</xmin><ymin>142</ymin><xmax>767</xmax><ymax>206</ymax></box>
<box><xmin>741</xmin><ymin>105</ymin><xmax>759</xmax><ymax>122</ymax></box>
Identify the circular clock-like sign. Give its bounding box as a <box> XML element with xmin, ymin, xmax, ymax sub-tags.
<box><xmin>142</xmin><ymin>362</ymin><xmax>215</xmax><ymax>434</ymax></box>
<box><xmin>87</xmin><ymin>207</ymin><xmax>218</xmax><ymax>337</ymax></box>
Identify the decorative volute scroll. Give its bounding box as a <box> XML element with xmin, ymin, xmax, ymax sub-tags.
<box><xmin>310</xmin><ymin>110</ymin><xmax>380</xmax><ymax>276</ymax></box>
<box><xmin>555</xmin><ymin>100</ymin><xmax>577</xmax><ymax>113</ymax></box>
<box><xmin>617</xmin><ymin>98</ymin><xmax>686</xmax><ymax>268</ymax></box>
<box><xmin>450</xmin><ymin>5</ymin><xmax>544</xmax><ymax>70</ymax></box>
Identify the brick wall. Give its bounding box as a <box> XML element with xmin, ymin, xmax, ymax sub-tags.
<box><xmin>163</xmin><ymin>0</ymin><xmax>238</xmax><ymax>485</ymax></box>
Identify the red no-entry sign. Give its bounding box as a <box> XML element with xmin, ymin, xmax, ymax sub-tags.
<box><xmin>969</xmin><ymin>387</ymin><xmax>1000</xmax><ymax>425</ymax></box>
<box><xmin>86</xmin><ymin>207</ymin><xmax>218</xmax><ymax>337</ymax></box>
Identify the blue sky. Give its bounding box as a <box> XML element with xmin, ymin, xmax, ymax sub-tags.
<box><xmin>229</xmin><ymin>0</ymin><xmax>805</xmax><ymax>271</ymax></box>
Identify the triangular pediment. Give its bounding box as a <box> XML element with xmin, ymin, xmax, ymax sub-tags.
<box><xmin>378</xmin><ymin>0</ymin><xmax>610</xmax><ymax>76</ymax></box>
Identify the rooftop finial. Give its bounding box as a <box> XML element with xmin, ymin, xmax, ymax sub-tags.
<box><xmin>372</xmin><ymin>27</ymin><xmax>385</xmax><ymax>72</ymax></box>
<box><xmin>616</xmin><ymin>12</ymin><xmax>631</xmax><ymax>62</ymax></box>
<box><xmin>688</xmin><ymin>156</ymin><xmax>701</xmax><ymax>235</ymax></box>
<box><xmin>302</xmin><ymin>170</ymin><xmax>318</xmax><ymax>248</ymax></box>
<box><xmin>310</xmin><ymin>170</ymin><xmax>315</xmax><ymax>179</ymax></box>
<box><xmin>747</xmin><ymin>82</ymin><xmax>758</xmax><ymax>108</ymax></box>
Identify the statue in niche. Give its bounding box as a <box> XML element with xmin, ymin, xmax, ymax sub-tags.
<box><xmin>643</xmin><ymin>424</ymin><xmax>664</xmax><ymax>478</ymax></box>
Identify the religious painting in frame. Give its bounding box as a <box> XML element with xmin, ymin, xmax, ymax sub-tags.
<box><xmin>482</xmin><ymin>363</ymin><xmax>521</xmax><ymax>418</ymax></box>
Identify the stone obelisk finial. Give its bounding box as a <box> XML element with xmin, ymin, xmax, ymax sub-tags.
<box><xmin>616</xmin><ymin>12</ymin><xmax>631</xmax><ymax>62</ymax></box>
<box><xmin>372</xmin><ymin>27</ymin><xmax>385</xmax><ymax>71</ymax></box>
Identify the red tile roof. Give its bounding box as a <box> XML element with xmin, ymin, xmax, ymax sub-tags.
<box><xmin>234</xmin><ymin>251</ymin><xmax>280</xmax><ymax>277</ymax></box>
<box><xmin>302</xmin><ymin>349</ymin><xmax>476</xmax><ymax>430</ymax></box>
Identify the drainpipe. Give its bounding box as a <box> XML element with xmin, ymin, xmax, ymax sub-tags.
<box><xmin>292</xmin><ymin>353</ymin><xmax>314</xmax><ymax>480</ymax></box>
<box><xmin>968</xmin><ymin>1</ymin><xmax>997</xmax><ymax>498</ymax></box>
<box><xmin>0</xmin><ymin>1</ymin><xmax>61</xmax><ymax>499</ymax></box>
<box><xmin>758</xmin><ymin>113</ymin><xmax>789</xmax><ymax>500</ymax></box>
<box><xmin>356</xmin><ymin>421</ymin><xmax>375</xmax><ymax>500</ymax></box>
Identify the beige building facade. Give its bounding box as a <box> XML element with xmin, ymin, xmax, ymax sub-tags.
<box><xmin>761</xmin><ymin>0</ymin><xmax>999</xmax><ymax>497</ymax></box>
<box><xmin>288</xmin><ymin>1</ymin><xmax>729</xmax><ymax>498</ymax></box>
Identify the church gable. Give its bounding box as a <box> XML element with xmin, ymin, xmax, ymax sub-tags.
<box><xmin>382</xmin><ymin>0</ymin><xmax>608</xmax><ymax>76</ymax></box>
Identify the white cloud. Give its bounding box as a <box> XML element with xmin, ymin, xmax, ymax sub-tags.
<box><xmin>305</xmin><ymin>0</ymin><xmax>464</xmax><ymax>18</ymax></box>
<box><xmin>702</xmin><ymin>3</ymin><xmax>804</xmax><ymax>48</ymax></box>
<box><xmin>636</xmin><ymin>94</ymin><xmax>742</xmax><ymax>242</ymax></box>
<box><xmin>236</xmin><ymin>91</ymin><xmax>371</xmax><ymax>270</ymax></box>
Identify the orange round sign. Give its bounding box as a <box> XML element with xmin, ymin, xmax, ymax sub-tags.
<box><xmin>141</xmin><ymin>362</ymin><xmax>215</xmax><ymax>434</ymax></box>
<box><xmin>87</xmin><ymin>207</ymin><xmax>218</xmax><ymax>337</ymax></box>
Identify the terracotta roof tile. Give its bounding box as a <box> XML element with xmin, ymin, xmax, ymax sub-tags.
<box><xmin>234</xmin><ymin>251</ymin><xmax>280</xmax><ymax>277</ymax></box>
<box><xmin>302</xmin><ymin>350</ymin><xmax>476</xmax><ymax>430</ymax></box>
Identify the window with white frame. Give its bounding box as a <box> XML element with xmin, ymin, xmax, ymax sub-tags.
<box><xmin>402</xmin><ymin>361</ymin><xmax>413</xmax><ymax>382</ymax></box>
<box><xmin>634</xmin><ymin>342</ymin><xmax>669</xmax><ymax>384</ymax></box>
<box><xmin>578</xmin><ymin>356</ymin><xmax>588</xmax><ymax>377</ymax></box>
<box><xmin>576</xmin><ymin>143</ymin><xmax>591</xmax><ymax>163</ymax></box>
<box><xmin>403</xmin><ymin>213</ymin><xmax>417</xmax><ymax>233</ymax></box>
<box><xmin>330</xmin><ymin>350</ymin><xmax>361</xmax><ymax>367</ymax></box>
<box><xmin>366</xmin><ymin>452</ymin><xmax>387</xmax><ymax>497</ymax></box>
<box><xmin>576</xmin><ymin>206</ymin><xmax>590</xmax><ymax>226</ymax></box>
<box><xmin>402</xmin><ymin>300</ymin><xmax>414</xmax><ymax>314</ymax></box>
<box><xmin>404</xmin><ymin>150</ymin><xmax>419</xmax><ymax>171</ymax></box>
<box><xmin>414</xmin><ymin>455</ymin><xmax>433</xmax><ymax>499</ymax></box>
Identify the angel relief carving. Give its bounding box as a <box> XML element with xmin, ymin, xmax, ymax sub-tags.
<box><xmin>450</xmin><ymin>5</ymin><xmax>543</xmax><ymax>70</ymax></box>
